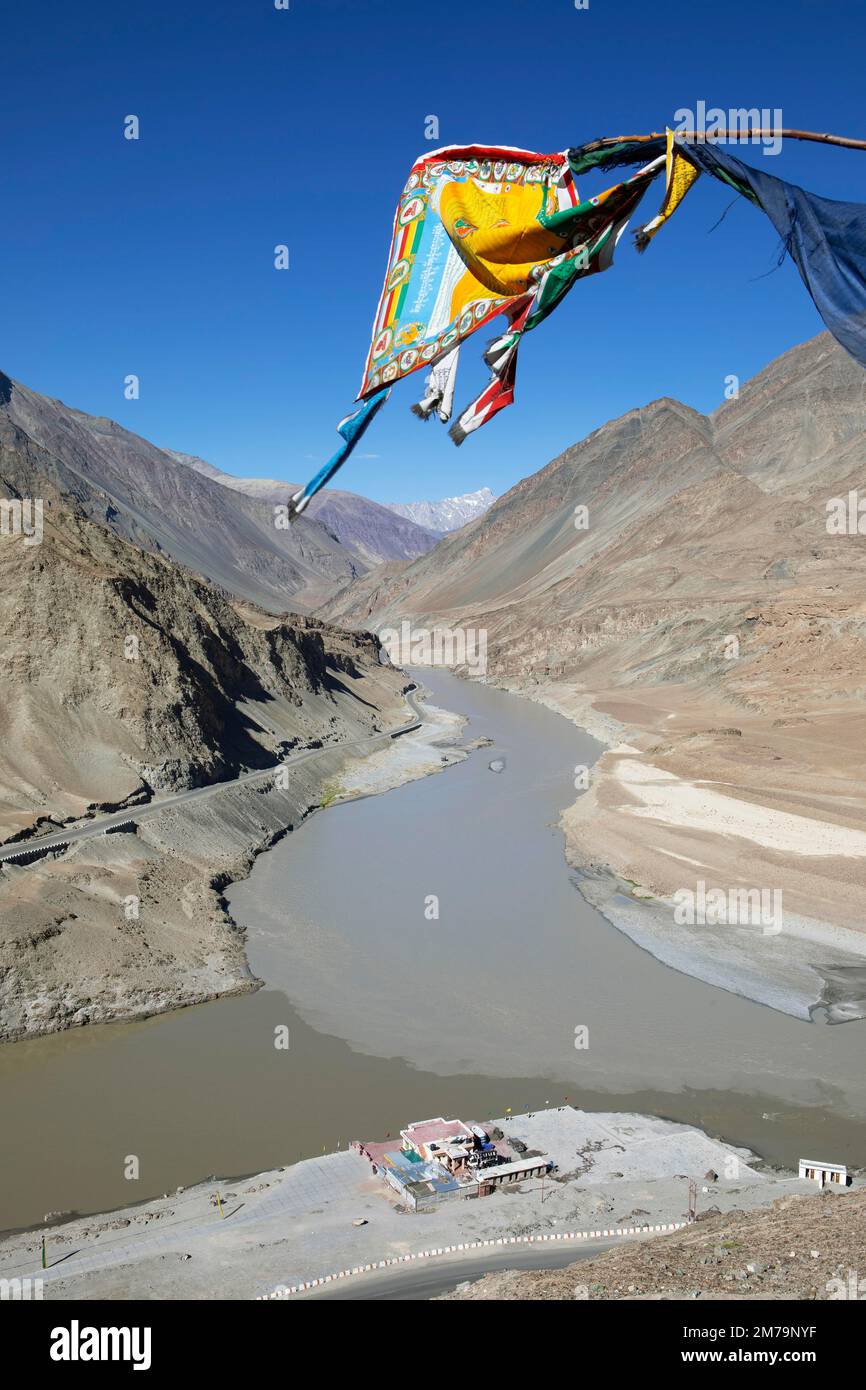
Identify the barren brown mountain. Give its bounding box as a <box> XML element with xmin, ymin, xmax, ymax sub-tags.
<box><xmin>168</xmin><ymin>449</ymin><xmax>442</xmax><ymax>567</ymax></box>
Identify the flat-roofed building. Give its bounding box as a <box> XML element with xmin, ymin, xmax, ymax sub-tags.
<box><xmin>475</xmin><ymin>1155</ymin><xmax>551</xmax><ymax>1193</ymax></box>
<box><xmin>399</xmin><ymin>1118</ymin><xmax>474</xmax><ymax>1161</ymax></box>
<box><xmin>354</xmin><ymin>1115</ymin><xmax>551</xmax><ymax>1208</ymax></box>
<box><xmin>798</xmin><ymin>1159</ymin><xmax>847</xmax><ymax>1186</ymax></box>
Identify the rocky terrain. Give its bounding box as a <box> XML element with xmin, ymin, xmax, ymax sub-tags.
<box><xmin>319</xmin><ymin>334</ymin><xmax>866</xmax><ymax>1009</ymax></box>
<box><xmin>0</xmin><ymin>414</ymin><xmax>408</xmax><ymax>1040</ymax></box>
<box><xmin>171</xmin><ymin>450</ymin><xmax>441</xmax><ymax>567</ymax></box>
<box><xmin>440</xmin><ymin>1188</ymin><xmax>866</xmax><ymax>1300</ymax></box>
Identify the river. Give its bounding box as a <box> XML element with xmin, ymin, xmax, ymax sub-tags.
<box><xmin>1</xmin><ymin>669</ymin><xmax>863</xmax><ymax>1232</ymax></box>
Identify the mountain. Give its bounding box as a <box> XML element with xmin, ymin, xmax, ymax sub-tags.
<box><xmin>0</xmin><ymin>498</ymin><xmax>395</xmax><ymax>829</ymax></box>
<box><xmin>385</xmin><ymin>486</ymin><xmax>495</xmax><ymax>533</ymax></box>
<box><xmin>319</xmin><ymin>333</ymin><xmax>866</xmax><ymax>969</ymax></box>
<box><xmin>0</xmin><ymin>373</ymin><xmax>360</xmax><ymax>613</ymax></box>
<box><xmin>0</xmin><ymin>415</ymin><xmax>407</xmax><ymax>1038</ymax></box>
<box><xmin>320</xmin><ymin>334</ymin><xmax>866</xmax><ymax>688</ymax></box>
<box><xmin>168</xmin><ymin>451</ymin><xmax>440</xmax><ymax>567</ymax></box>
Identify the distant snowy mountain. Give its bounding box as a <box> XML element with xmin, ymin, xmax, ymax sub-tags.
<box><xmin>385</xmin><ymin>487</ymin><xmax>495</xmax><ymax>533</ymax></box>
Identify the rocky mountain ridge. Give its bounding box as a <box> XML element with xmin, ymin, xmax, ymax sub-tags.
<box><xmin>168</xmin><ymin>449</ymin><xmax>441</xmax><ymax>568</ymax></box>
<box><xmin>0</xmin><ymin>372</ymin><xmax>361</xmax><ymax>613</ymax></box>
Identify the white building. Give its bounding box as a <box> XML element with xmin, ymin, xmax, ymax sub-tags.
<box><xmin>798</xmin><ymin>1158</ymin><xmax>847</xmax><ymax>1186</ymax></box>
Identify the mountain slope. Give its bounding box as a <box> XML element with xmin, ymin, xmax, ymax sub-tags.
<box><xmin>0</xmin><ymin>373</ymin><xmax>361</xmax><ymax>612</ymax></box>
<box><xmin>169</xmin><ymin>450</ymin><xmax>441</xmax><ymax>566</ymax></box>
<box><xmin>319</xmin><ymin>334</ymin><xmax>866</xmax><ymax>693</ymax></box>
<box><xmin>0</xmin><ymin>430</ymin><xmax>404</xmax><ymax>830</ymax></box>
<box><xmin>442</xmin><ymin>1190</ymin><xmax>866</xmax><ymax>1301</ymax></box>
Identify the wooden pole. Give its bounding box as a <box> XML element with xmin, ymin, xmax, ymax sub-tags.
<box><xmin>591</xmin><ymin>129</ymin><xmax>866</xmax><ymax>152</ymax></box>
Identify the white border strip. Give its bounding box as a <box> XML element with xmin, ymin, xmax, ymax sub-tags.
<box><xmin>258</xmin><ymin>1222</ymin><xmax>687</xmax><ymax>1298</ymax></box>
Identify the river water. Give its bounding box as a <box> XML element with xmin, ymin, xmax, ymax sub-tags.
<box><xmin>1</xmin><ymin>669</ymin><xmax>864</xmax><ymax>1231</ymax></box>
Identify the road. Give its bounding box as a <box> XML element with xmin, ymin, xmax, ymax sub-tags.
<box><xmin>292</xmin><ymin>1239</ymin><xmax>622</xmax><ymax>1300</ymax></box>
<box><xmin>0</xmin><ymin>686</ymin><xmax>423</xmax><ymax>864</ymax></box>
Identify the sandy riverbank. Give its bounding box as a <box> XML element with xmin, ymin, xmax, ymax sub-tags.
<box><xmin>325</xmin><ymin>691</ymin><xmax>468</xmax><ymax>801</ymax></box>
<box><xmin>464</xmin><ymin>671</ymin><xmax>866</xmax><ymax>1023</ymax></box>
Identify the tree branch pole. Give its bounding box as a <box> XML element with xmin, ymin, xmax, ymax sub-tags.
<box><xmin>599</xmin><ymin>129</ymin><xmax>866</xmax><ymax>151</ymax></box>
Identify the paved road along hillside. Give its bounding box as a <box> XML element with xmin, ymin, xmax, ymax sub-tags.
<box><xmin>0</xmin><ymin>686</ymin><xmax>423</xmax><ymax>864</ymax></box>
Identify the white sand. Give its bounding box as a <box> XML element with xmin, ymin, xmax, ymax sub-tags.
<box><xmin>335</xmin><ymin>699</ymin><xmax>467</xmax><ymax>798</ymax></box>
<box><xmin>614</xmin><ymin>758</ymin><xmax>866</xmax><ymax>858</ymax></box>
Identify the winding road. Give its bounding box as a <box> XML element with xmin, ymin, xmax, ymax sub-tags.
<box><xmin>0</xmin><ymin>685</ymin><xmax>424</xmax><ymax>864</ymax></box>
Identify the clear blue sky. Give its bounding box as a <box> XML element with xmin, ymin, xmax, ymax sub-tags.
<box><xmin>3</xmin><ymin>0</ymin><xmax>864</xmax><ymax>504</ymax></box>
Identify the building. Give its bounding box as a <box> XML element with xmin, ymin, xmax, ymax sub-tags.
<box><xmin>798</xmin><ymin>1158</ymin><xmax>848</xmax><ymax>1187</ymax></box>
<box><xmin>353</xmin><ymin>1116</ymin><xmax>552</xmax><ymax>1211</ymax></box>
<box><xmin>475</xmin><ymin>1155</ymin><xmax>552</xmax><ymax>1194</ymax></box>
<box><xmin>400</xmin><ymin>1118</ymin><xmax>475</xmax><ymax>1162</ymax></box>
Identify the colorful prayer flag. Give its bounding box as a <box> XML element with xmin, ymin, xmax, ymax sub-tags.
<box><xmin>359</xmin><ymin>143</ymin><xmax>663</xmax><ymax>444</ymax></box>
<box><xmin>289</xmin><ymin>130</ymin><xmax>866</xmax><ymax>513</ymax></box>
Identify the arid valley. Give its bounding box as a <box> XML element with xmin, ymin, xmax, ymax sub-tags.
<box><xmin>2</xmin><ymin>333</ymin><xmax>866</xmax><ymax>1312</ymax></box>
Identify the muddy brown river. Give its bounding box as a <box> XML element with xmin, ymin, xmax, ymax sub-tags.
<box><xmin>1</xmin><ymin>669</ymin><xmax>864</xmax><ymax>1232</ymax></box>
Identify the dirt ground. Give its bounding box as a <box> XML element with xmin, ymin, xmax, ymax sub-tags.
<box><xmin>441</xmin><ymin>1188</ymin><xmax>866</xmax><ymax>1300</ymax></box>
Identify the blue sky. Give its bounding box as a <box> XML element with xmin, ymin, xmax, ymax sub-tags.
<box><xmin>3</xmin><ymin>0</ymin><xmax>864</xmax><ymax>504</ymax></box>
